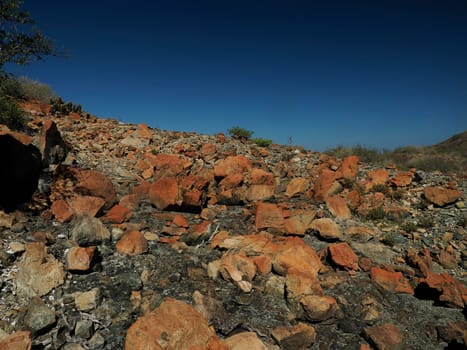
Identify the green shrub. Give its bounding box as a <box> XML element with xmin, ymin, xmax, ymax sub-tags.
<box><xmin>401</xmin><ymin>221</ymin><xmax>417</xmax><ymax>233</ymax></box>
<box><xmin>0</xmin><ymin>96</ymin><xmax>26</xmax><ymax>130</ymax></box>
<box><xmin>228</xmin><ymin>126</ymin><xmax>253</xmax><ymax>140</ymax></box>
<box><xmin>371</xmin><ymin>183</ymin><xmax>389</xmax><ymax>194</ymax></box>
<box><xmin>365</xmin><ymin>206</ymin><xmax>386</xmax><ymax>220</ymax></box>
<box><xmin>417</xmin><ymin>216</ymin><xmax>434</xmax><ymax>228</ymax></box>
<box><xmin>252</xmin><ymin>138</ymin><xmax>272</xmax><ymax>147</ymax></box>
<box><xmin>17</xmin><ymin>76</ymin><xmax>57</xmax><ymax>103</ymax></box>
<box><xmin>0</xmin><ymin>75</ymin><xmax>24</xmax><ymax>99</ymax></box>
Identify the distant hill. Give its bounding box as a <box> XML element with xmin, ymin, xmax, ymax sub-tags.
<box><xmin>430</xmin><ymin>130</ymin><xmax>467</xmax><ymax>157</ymax></box>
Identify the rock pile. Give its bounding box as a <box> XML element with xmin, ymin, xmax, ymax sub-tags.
<box><xmin>0</xmin><ymin>100</ymin><xmax>466</xmax><ymax>349</ymax></box>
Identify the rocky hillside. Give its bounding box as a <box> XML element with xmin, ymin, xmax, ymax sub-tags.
<box><xmin>0</xmin><ymin>99</ymin><xmax>466</xmax><ymax>350</ymax></box>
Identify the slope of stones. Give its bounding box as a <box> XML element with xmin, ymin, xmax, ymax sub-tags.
<box><xmin>0</xmin><ymin>100</ymin><xmax>466</xmax><ymax>350</ymax></box>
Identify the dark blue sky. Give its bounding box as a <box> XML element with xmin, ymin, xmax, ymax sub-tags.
<box><xmin>8</xmin><ymin>0</ymin><xmax>467</xmax><ymax>150</ymax></box>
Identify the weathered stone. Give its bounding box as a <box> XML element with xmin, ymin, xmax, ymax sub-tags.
<box><xmin>370</xmin><ymin>267</ymin><xmax>413</xmax><ymax>294</ymax></box>
<box><xmin>214</xmin><ymin>155</ymin><xmax>251</xmax><ymax>178</ymax></box>
<box><xmin>255</xmin><ymin>202</ymin><xmax>284</xmax><ymax>230</ymax></box>
<box><xmin>340</xmin><ymin>156</ymin><xmax>359</xmax><ymax>181</ymax></box>
<box><xmin>100</xmin><ymin>204</ymin><xmax>132</xmax><ymax>223</ymax></box>
<box><xmin>285</xmin><ymin>177</ymin><xmax>310</xmax><ymax>197</ymax></box>
<box><xmin>300</xmin><ymin>295</ymin><xmax>340</xmax><ymax>322</ymax></box>
<box><xmin>271</xmin><ymin>322</ymin><xmax>316</xmax><ymax>350</ymax></box>
<box><xmin>125</xmin><ymin>298</ymin><xmax>221</xmax><ymax>350</ymax></box>
<box><xmin>0</xmin><ymin>210</ymin><xmax>14</xmax><ymax>228</ymax></box>
<box><xmin>39</xmin><ymin>120</ymin><xmax>67</xmax><ymax>167</ymax></box>
<box><xmin>313</xmin><ymin>168</ymin><xmax>342</xmax><ymax>202</ymax></box>
<box><xmin>416</xmin><ymin>272</ymin><xmax>467</xmax><ymax>308</ymax></box>
<box><xmin>0</xmin><ymin>331</ymin><xmax>32</xmax><ymax>350</ymax></box>
<box><xmin>73</xmin><ymin>168</ymin><xmax>117</xmax><ymax>209</ymax></box>
<box><xmin>116</xmin><ymin>230</ymin><xmax>148</xmax><ymax>256</ymax></box>
<box><xmin>67</xmin><ymin>195</ymin><xmax>106</xmax><ymax>217</ymax></box>
<box><xmin>75</xmin><ymin>319</ymin><xmax>93</xmax><ymax>339</ymax></box>
<box><xmin>74</xmin><ymin>288</ymin><xmax>101</xmax><ymax>311</ymax></box>
<box><xmin>148</xmin><ymin>177</ymin><xmax>181</xmax><ymax>210</ymax></box>
<box><xmin>423</xmin><ymin>186</ymin><xmax>462</xmax><ymax>207</ymax></box>
<box><xmin>310</xmin><ymin>218</ymin><xmax>343</xmax><ymax>241</ymax></box>
<box><xmin>0</xmin><ymin>132</ymin><xmax>41</xmax><ymax>211</ymax></box>
<box><xmin>70</xmin><ymin>215</ymin><xmax>110</xmax><ymax>246</ymax></box>
<box><xmin>437</xmin><ymin>321</ymin><xmax>467</xmax><ymax>347</ymax></box>
<box><xmin>328</xmin><ymin>242</ymin><xmax>359</xmax><ymax>271</ymax></box>
<box><xmin>66</xmin><ymin>246</ymin><xmax>96</xmax><ymax>271</ymax></box>
<box><xmin>325</xmin><ymin>195</ymin><xmax>352</xmax><ymax>219</ymax></box>
<box><xmin>389</xmin><ymin>171</ymin><xmax>413</xmax><ymax>187</ymax></box>
<box><xmin>22</xmin><ymin>296</ymin><xmax>56</xmax><ymax>335</ymax></box>
<box><xmin>224</xmin><ymin>332</ymin><xmax>268</xmax><ymax>350</ymax></box>
<box><xmin>284</xmin><ymin>210</ymin><xmax>316</xmax><ymax>235</ymax></box>
<box><xmin>219</xmin><ymin>253</ymin><xmax>256</xmax><ymax>292</ymax></box>
<box><xmin>364</xmin><ymin>323</ymin><xmax>403</xmax><ymax>350</ymax></box>
<box><xmin>16</xmin><ymin>242</ymin><xmax>66</xmax><ymax>297</ymax></box>
<box><xmin>51</xmin><ymin>199</ymin><xmax>73</xmax><ymax>223</ymax></box>
<box><xmin>151</xmin><ymin>154</ymin><xmax>186</xmax><ymax>179</ymax></box>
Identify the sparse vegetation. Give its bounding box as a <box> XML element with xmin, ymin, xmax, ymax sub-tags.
<box><xmin>0</xmin><ymin>94</ymin><xmax>26</xmax><ymax>130</ymax></box>
<box><xmin>17</xmin><ymin>76</ymin><xmax>57</xmax><ymax>103</ymax></box>
<box><xmin>252</xmin><ymin>138</ymin><xmax>272</xmax><ymax>147</ymax></box>
<box><xmin>401</xmin><ymin>221</ymin><xmax>417</xmax><ymax>233</ymax></box>
<box><xmin>365</xmin><ymin>206</ymin><xmax>386</xmax><ymax>220</ymax></box>
<box><xmin>371</xmin><ymin>183</ymin><xmax>389</xmax><ymax>195</ymax></box>
<box><xmin>228</xmin><ymin>126</ymin><xmax>254</xmax><ymax>140</ymax></box>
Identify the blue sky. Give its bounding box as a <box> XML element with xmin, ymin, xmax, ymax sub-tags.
<box><xmin>7</xmin><ymin>0</ymin><xmax>467</xmax><ymax>151</ymax></box>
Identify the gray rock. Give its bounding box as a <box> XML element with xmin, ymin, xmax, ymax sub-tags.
<box><xmin>22</xmin><ymin>296</ymin><xmax>56</xmax><ymax>334</ymax></box>
<box><xmin>70</xmin><ymin>215</ymin><xmax>110</xmax><ymax>246</ymax></box>
<box><xmin>75</xmin><ymin>319</ymin><xmax>93</xmax><ymax>339</ymax></box>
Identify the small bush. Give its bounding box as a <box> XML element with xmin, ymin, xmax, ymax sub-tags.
<box><xmin>365</xmin><ymin>206</ymin><xmax>386</xmax><ymax>220</ymax></box>
<box><xmin>0</xmin><ymin>96</ymin><xmax>26</xmax><ymax>130</ymax></box>
<box><xmin>252</xmin><ymin>138</ymin><xmax>272</xmax><ymax>147</ymax></box>
<box><xmin>17</xmin><ymin>76</ymin><xmax>57</xmax><ymax>103</ymax></box>
<box><xmin>0</xmin><ymin>75</ymin><xmax>25</xmax><ymax>99</ymax></box>
<box><xmin>417</xmin><ymin>216</ymin><xmax>434</xmax><ymax>228</ymax></box>
<box><xmin>228</xmin><ymin>126</ymin><xmax>253</xmax><ymax>140</ymax></box>
<box><xmin>401</xmin><ymin>221</ymin><xmax>417</xmax><ymax>233</ymax></box>
<box><xmin>371</xmin><ymin>183</ymin><xmax>389</xmax><ymax>194</ymax></box>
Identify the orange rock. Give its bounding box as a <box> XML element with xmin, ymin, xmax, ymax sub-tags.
<box><xmin>67</xmin><ymin>246</ymin><xmax>96</xmax><ymax>271</ymax></box>
<box><xmin>51</xmin><ymin>199</ymin><xmax>73</xmax><ymax>223</ymax></box>
<box><xmin>68</xmin><ymin>195</ymin><xmax>106</xmax><ymax>217</ymax></box>
<box><xmin>328</xmin><ymin>242</ymin><xmax>359</xmax><ymax>271</ymax></box>
<box><xmin>272</xmin><ymin>322</ymin><xmax>316</xmax><ymax>349</ymax></box>
<box><xmin>340</xmin><ymin>155</ymin><xmax>359</xmax><ymax>181</ymax></box>
<box><xmin>248</xmin><ymin>168</ymin><xmax>275</xmax><ymax>185</ymax></box>
<box><xmin>313</xmin><ymin>169</ymin><xmax>343</xmax><ymax>202</ymax></box>
<box><xmin>247</xmin><ymin>184</ymin><xmax>275</xmax><ymax>201</ymax></box>
<box><xmin>148</xmin><ymin>177</ymin><xmax>181</xmax><ymax>210</ymax></box>
<box><xmin>364</xmin><ymin>324</ymin><xmax>403</xmax><ymax>350</ymax></box>
<box><xmin>214</xmin><ymin>155</ymin><xmax>251</xmax><ymax>178</ymax></box>
<box><xmin>119</xmin><ymin>194</ymin><xmax>141</xmax><ymax>211</ymax></box>
<box><xmin>346</xmin><ymin>190</ymin><xmax>362</xmax><ymax>209</ymax></box>
<box><xmin>219</xmin><ymin>173</ymin><xmax>244</xmax><ymax>189</ymax></box>
<box><xmin>224</xmin><ymin>332</ymin><xmax>269</xmax><ymax>350</ymax></box>
<box><xmin>255</xmin><ymin>202</ymin><xmax>284</xmax><ymax>230</ymax></box>
<box><xmin>100</xmin><ymin>204</ymin><xmax>132</xmax><ymax>223</ymax></box>
<box><xmin>220</xmin><ymin>253</ymin><xmax>256</xmax><ymax>292</ymax></box>
<box><xmin>285</xmin><ymin>177</ymin><xmax>310</xmax><ymax>197</ymax></box>
<box><xmin>136</xmin><ymin>123</ymin><xmax>153</xmax><ymax>139</ymax></box>
<box><xmin>182</xmin><ymin>221</ymin><xmax>212</xmax><ymax>244</ymax></box>
<box><xmin>116</xmin><ymin>230</ymin><xmax>148</xmax><ymax>256</ymax></box>
<box><xmin>367</xmin><ymin>169</ymin><xmax>389</xmax><ymax>186</ymax></box>
<box><xmin>417</xmin><ymin>272</ymin><xmax>467</xmax><ymax>308</ymax></box>
<box><xmin>253</xmin><ymin>255</ymin><xmax>272</xmax><ymax>275</ymax></box>
<box><xmin>286</xmin><ymin>270</ymin><xmax>323</xmax><ymax>300</ymax></box>
<box><xmin>200</xmin><ymin>143</ymin><xmax>217</xmax><ymax>159</ymax></box>
<box><xmin>370</xmin><ymin>267</ymin><xmax>413</xmax><ymax>294</ymax></box>
<box><xmin>325</xmin><ymin>195</ymin><xmax>352</xmax><ymax>219</ymax></box>
<box><xmin>389</xmin><ymin>171</ymin><xmax>413</xmax><ymax>187</ymax></box>
<box><xmin>73</xmin><ymin>168</ymin><xmax>117</xmax><ymax>209</ymax></box>
<box><xmin>283</xmin><ymin>210</ymin><xmax>316</xmax><ymax>235</ymax></box>
<box><xmin>173</xmin><ymin>214</ymin><xmax>189</xmax><ymax>228</ymax></box>
<box><xmin>0</xmin><ymin>331</ymin><xmax>32</xmax><ymax>350</ymax></box>
<box><xmin>300</xmin><ymin>295</ymin><xmax>340</xmax><ymax>322</ymax></box>
<box><xmin>310</xmin><ymin>218</ymin><xmax>342</xmax><ymax>241</ymax></box>
<box><xmin>151</xmin><ymin>154</ymin><xmax>186</xmax><ymax>179</ymax></box>
<box><xmin>125</xmin><ymin>298</ymin><xmax>221</xmax><ymax>350</ymax></box>
<box><xmin>423</xmin><ymin>186</ymin><xmax>462</xmax><ymax>207</ymax></box>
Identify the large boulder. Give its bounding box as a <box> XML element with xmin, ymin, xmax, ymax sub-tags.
<box><xmin>0</xmin><ymin>131</ymin><xmax>41</xmax><ymax>211</ymax></box>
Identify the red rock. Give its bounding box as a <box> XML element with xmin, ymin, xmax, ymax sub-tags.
<box><xmin>131</xmin><ymin>181</ymin><xmax>151</xmax><ymax>200</ymax></box>
<box><xmin>300</xmin><ymin>295</ymin><xmax>340</xmax><ymax>322</ymax></box>
<box><xmin>285</xmin><ymin>177</ymin><xmax>310</xmax><ymax>197</ymax></box>
<box><xmin>325</xmin><ymin>195</ymin><xmax>352</xmax><ymax>219</ymax></box>
<box><xmin>148</xmin><ymin>177</ymin><xmax>181</xmax><ymax>210</ymax></box>
<box><xmin>68</xmin><ymin>195</ymin><xmax>106</xmax><ymax>217</ymax></box>
<box><xmin>0</xmin><ymin>331</ymin><xmax>32</xmax><ymax>350</ymax></box>
<box><xmin>73</xmin><ymin>168</ymin><xmax>117</xmax><ymax>209</ymax></box>
<box><xmin>367</xmin><ymin>169</ymin><xmax>389</xmax><ymax>185</ymax></box>
<box><xmin>219</xmin><ymin>253</ymin><xmax>256</xmax><ymax>292</ymax></box>
<box><xmin>423</xmin><ymin>186</ymin><xmax>462</xmax><ymax>207</ymax></box>
<box><xmin>370</xmin><ymin>267</ymin><xmax>413</xmax><ymax>294</ymax></box>
<box><xmin>51</xmin><ymin>199</ymin><xmax>73</xmax><ymax>223</ymax></box>
<box><xmin>219</xmin><ymin>174</ymin><xmax>244</xmax><ymax>189</ymax></box>
<box><xmin>272</xmin><ymin>238</ymin><xmax>323</xmax><ymax>277</ymax></box>
<box><xmin>67</xmin><ymin>246</ymin><xmax>96</xmax><ymax>271</ymax></box>
<box><xmin>271</xmin><ymin>322</ymin><xmax>316</xmax><ymax>350</ymax></box>
<box><xmin>346</xmin><ymin>190</ymin><xmax>362</xmax><ymax>209</ymax></box>
<box><xmin>173</xmin><ymin>214</ymin><xmax>189</xmax><ymax>228</ymax></box>
<box><xmin>200</xmin><ymin>143</ymin><xmax>217</xmax><ymax>160</ymax></box>
<box><xmin>116</xmin><ymin>230</ymin><xmax>148</xmax><ymax>256</ymax></box>
<box><xmin>255</xmin><ymin>202</ymin><xmax>284</xmax><ymax>230</ymax></box>
<box><xmin>182</xmin><ymin>221</ymin><xmax>212</xmax><ymax>244</ymax></box>
<box><xmin>417</xmin><ymin>272</ymin><xmax>467</xmax><ymax>308</ymax></box>
<box><xmin>253</xmin><ymin>255</ymin><xmax>272</xmax><ymax>275</ymax></box>
<box><xmin>340</xmin><ymin>156</ymin><xmax>359</xmax><ymax>181</ymax></box>
<box><xmin>284</xmin><ymin>210</ymin><xmax>316</xmax><ymax>235</ymax></box>
<box><xmin>389</xmin><ymin>171</ymin><xmax>413</xmax><ymax>187</ymax></box>
<box><xmin>309</xmin><ymin>218</ymin><xmax>342</xmax><ymax>240</ymax></box>
<box><xmin>328</xmin><ymin>243</ymin><xmax>359</xmax><ymax>271</ymax></box>
<box><xmin>313</xmin><ymin>169</ymin><xmax>343</xmax><ymax>202</ymax></box>
<box><xmin>214</xmin><ymin>155</ymin><xmax>251</xmax><ymax>178</ymax></box>
<box><xmin>100</xmin><ymin>204</ymin><xmax>132</xmax><ymax>224</ymax></box>
<box><xmin>248</xmin><ymin>168</ymin><xmax>275</xmax><ymax>185</ymax></box>
<box><xmin>364</xmin><ymin>323</ymin><xmax>403</xmax><ymax>350</ymax></box>
<box><xmin>247</xmin><ymin>184</ymin><xmax>275</xmax><ymax>201</ymax></box>
<box><xmin>136</xmin><ymin>123</ymin><xmax>153</xmax><ymax>139</ymax></box>
<box><xmin>125</xmin><ymin>298</ymin><xmax>221</xmax><ymax>350</ymax></box>
<box><xmin>224</xmin><ymin>332</ymin><xmax>268</xmax><ymax>350</ymax></box>
<box><xmin>151</xmin><ymin>154</ymin><xmax>186</xmax><ymax>179</ymax></box>
<box><xmin>119</xmin><ymin>194</ymin><xmax>141</xmax><ymax>211</ymax></box>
